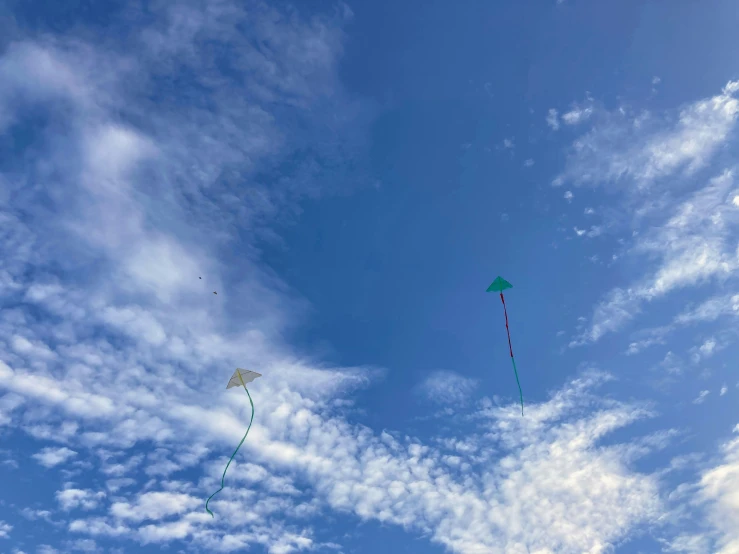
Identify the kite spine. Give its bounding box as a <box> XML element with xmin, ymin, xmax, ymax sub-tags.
<box><xmin>500</xmin><ymin>292</ymin><xmax>524</xmax><ymax>416</ymax></box>
<box><xmin>205</xmin><ymin>372</ymin><xmax>255</xmax><ymax>518</ymax></box>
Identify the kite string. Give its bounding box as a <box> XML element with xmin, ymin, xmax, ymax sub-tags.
<box><xmin>500</xmin><ymin>293</ymin><xmax>524</xmax><ymax>416</ymax></box>
<box><xmin>205</xmin><ymin>379</ymin><xmax>255</xmax><ymax>518</ymax></box>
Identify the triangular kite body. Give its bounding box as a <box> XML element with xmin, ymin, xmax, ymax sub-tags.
<box><xmin>226</xmin><ymin>368</ymin><xmax>262</xmax><ymax>389</ymax></box>
<box><xmin>486</xmin><ymin>276</ymin><xmax>513</xmax><ymax>293</ymax></box>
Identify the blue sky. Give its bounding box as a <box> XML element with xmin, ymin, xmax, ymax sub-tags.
<box><xmin>1</xmin><ymin>0</ymin><xmax>739</xmax><ymax>553</ymax></box>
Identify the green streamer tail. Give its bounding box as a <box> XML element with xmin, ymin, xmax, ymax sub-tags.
<box><xmin>205</xmin><ymin>382</ymin><xmax>255</xmax><ymax>518</ymax></box>
<box><xmin>511</xmin><ymin>356</ymin><xmax>524</xmax><ymax>416</ymax></box>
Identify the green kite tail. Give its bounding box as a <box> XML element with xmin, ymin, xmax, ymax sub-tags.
<box><xmin>510</xmin><ymin>356</ymin><xmax>524</xmax><ymax>417</ymax></box>
<box><xmin>205</xmin><ymin>369</ymin><xmax>259</xmax><ymax>518</ymax></box>
<box><xmin>486</xmin><ymin>275</ymin><xmax>524</xmax><ymax>416</ymax></box>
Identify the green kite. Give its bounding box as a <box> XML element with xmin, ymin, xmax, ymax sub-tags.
<box><xmin>486</xmin><ymin>276</ymin><xmax>524</xmax><ymax>416</ymax></box>
<box><xmin>205</xmin><ymin>368</ymin><xmax>262</xmax><ymax>517</ymax></box>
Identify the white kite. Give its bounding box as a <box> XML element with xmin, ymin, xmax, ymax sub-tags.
<box><xmin>205</xmin><ymin>368</ymin><xmax>262</xmax><ymax>517</ymax></box>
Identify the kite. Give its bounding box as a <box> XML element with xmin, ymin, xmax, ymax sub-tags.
<box><xmin>486</xmin><ymin>276</ymin><xmax>524</xmax><ymax>416</ymax></box>
<box><xmin>205</xmin><ymin>368</ymin><xmax>262</xmax><ymax>518</ymax></box>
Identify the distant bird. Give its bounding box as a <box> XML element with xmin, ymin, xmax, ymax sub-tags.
<box><xmin>213</xmin><ymin>291</ymin><xmax>217</xmax><ymax>295</ymax></box>
<box><xmin>199</xmin><ymin>277</ymin><xmax>202</xmax><ymax>279</ymax></box>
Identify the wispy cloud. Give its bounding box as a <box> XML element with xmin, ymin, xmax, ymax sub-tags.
<box><xmin>676</xmin><ymin>293</ymin><xmax>739</xmax><ymax>325</ymax></box>
<box><xmin>546</xmin><ymin>108</ymin><xmax>560</xmax><ymax>130</ymax></box>
<box><xmin>559</xmin><ymin>81</ymin><xmax>739</xmax><ymax>191</ymax></box>
<box><xmin>573</xmin><ymin>225</ymin><xmax>602</xmax><ymax>238</ymax></box>
<box><xmin>664</xmin><ymin>430</ymin><xmax>739</xmax><ymax>553</ymax></box>
<box><xmin>626</xmin><ymin>328</ymin><xmax>669</xmax><ymax>355</ymax></box>
<box><xmin>692</xmin><ymin>390</ymin><xmax>710</xmax><ymax>405</ymax></box>
<box><xmin>561</xmin><ymin>97</ymin><xmax>594</xmax><ymax>126</ymax></box>
<box><xmin>661</xmin><ymin>533</ymin><xmax>712</xmax><ymax>553</ymax></box>
<box><xmin>572</xmin><ymin>167</ymin><xmax>739</xmax><ymax>346</ymax></box>
<box><xmin>414</xmin><ymin>370</ymin><xmax>478</xmax><ymax>405</ymax></box>
<box><xmin>624</xmin><ymin>291</ymin><xmax>739</xmax><ymax>355</ymax></box>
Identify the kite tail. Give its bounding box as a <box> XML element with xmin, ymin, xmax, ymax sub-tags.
<box><xmin>500</xmin><ymin>293</ymin><xmax>524</xmax><ymax>416</ymax></box>
<box><xmin>205</xmin><ymin>384</ymin><xmax>255</xmax><ymax>518</ymax></box>
<box><xmin>510</xmin><ymin>356</ymin><xmax>524</xmax><ymax>416</ymax></box>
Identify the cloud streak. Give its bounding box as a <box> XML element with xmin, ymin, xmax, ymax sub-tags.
<box><xmin>560</xmin><ymin>81</ymin><xmax>739</xmax><ymax>191</ymax></box>
<box><xmin>571</xmin><ymin>165</ymin><xmax>739</xmax><ymax>345</ymax></box>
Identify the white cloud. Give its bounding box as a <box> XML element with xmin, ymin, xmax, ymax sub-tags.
<box><xmin>626</xmin><ymin>328</ymin><xmax>669</xmax><ymax>355</ymax></box>
<box><xmin>564</xmin><ymin>190</ymin><xmax>573</xmax><ymax>202</ymax></box>
<box><xmin>662</xmin><ymin>533</ymin><xmax>711</xmax><ymax>553</ymax></box>
<box><xmin>503</xmin><ymin>138</ymin><xmax>514</xmax><ymax>149</ymax></box>
<box><xmin>546</xmin><ymin>108</ymin><xmax>560</xmax><ymax>130</ymax></box>
<box><xmin>33</xmin><ymin>447</ymin><xmax>78</xmax><ymax>468</ymax></box>
<box><xmin>573</xmin><ymin>225</ymin><xmax>602</xmax><ymax>238</ymax></box>
<box><xmin>573</xmin><ymin>169</ymin><xmax>739</xmax><ymax>345</ymax></box>
<box><xmin>559</xmin><ymin>80</ymin><xmax>739</xmax><ymax>190</ymax></box>
<box><xmin>524</xmin><ymin>158</ymin><xmax>534</xmax><ymax>167</ymax></box>
<box><xmin>656</xmin><ymin>351</ymin><xmax>684</xmax><ymax>376</ymax></box>
<box><xmin>67</xmin><ymin>539</ymin><xmax>98</xmax><ymax>553</ymax></box>
<box><xmin>0</xmin><ymin>392</ymin><xmax>24</xmax><ymax>426</ymax></box>
<box><xmin>624</xmin><ymin>291</ymin><xmax>739</xmax><ymax>354</ymax></box>
<box><xmin>562</xmin><ymin>106</ymin><xmax>594</xmax><ymax>125</ymax></box>
<box><xmin>720</xmin><ymin>386</ymin><xmax>728</xmax><ymax>396</ymax></box>
<box><xmin>0</xmin><ymin>520</ymin><xmax>11</xmax><ymax>538</ymax></box>
<box><xmin>57</xmin><ymin>488</ymin><xmax>106</xmax><ymax>511</ymax></box>
<box><xmin>693</xmin><ymin>390</ymin><xmax>710</xmax><ymax>405</ymax></box>
<box><xmin>415</xmin><ymin>370</ymin><xmax>478</xmax><ymax>405</ymax></box>
<box><xmin>686</xmin><ymin>433</ymin><xmax>739</xmax><ymax>553</ymax></box>
<box><xmin>110</xmin><ymin>492</ymin><xmax>198</xmax><ymax>522</ymax></box>
<box><xmin>676</xmin><ymin>293</ymin><xmax>739</xmax><ymax>325</ymax></box>
<box><xmin>699</xmin><ymin>338</ymin><xmax>717</xmax><ymax>357</ymax></box>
